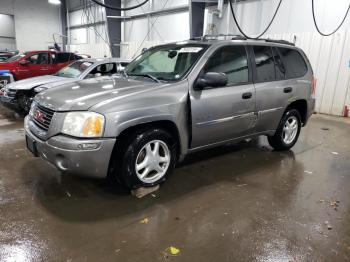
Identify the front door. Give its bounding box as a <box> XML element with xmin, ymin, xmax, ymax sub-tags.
<box><xmin>190</xmin><ymin>45</ymin><xmax>257</xmax><ymax>148</ymax></box>
<box><xmin>18</xmin><ymin>52</ymin><xmax>51</xmax><ymax>79</ymax></box>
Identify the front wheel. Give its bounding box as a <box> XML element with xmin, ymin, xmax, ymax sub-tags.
<box><xmin>112</xmin><ymin>128</ymin><xmax>178</xmax><ymax>190</ymax></box>
<box><xmin>268</xmin><ymin>109</ymin><xmax>301</xmax><ymax>151</ymax></box>
<box><xmin>17</xmin><ymin>93</ymin><xmax>33</xmax><ymax>114</ymax></box>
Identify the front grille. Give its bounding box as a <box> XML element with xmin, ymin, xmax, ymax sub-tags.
<box><xmin>32</xmin><ymin>104</ymin><xmax>55</xmax><ymax>131</ymax></box>
<box><xmin>4</xmin><ymin>88</ymin><xmax>16</xmax><ymax>98</ymax></box>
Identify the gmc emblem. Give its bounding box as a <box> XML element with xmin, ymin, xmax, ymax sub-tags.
<box><xmin>33</xmin><ymin>110</ymin><xmax>45</xmax><ymax>123</ymax></box>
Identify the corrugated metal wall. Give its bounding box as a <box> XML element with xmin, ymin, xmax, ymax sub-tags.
<box><xmin>266</xmin><ymin>31</ymin><xmax>350</xmax><ymax>116</ymax></box>
<box><xmin>67</xmin><ymin>43</ymin><xmax>111</xmax><ymax>58</ymax></box>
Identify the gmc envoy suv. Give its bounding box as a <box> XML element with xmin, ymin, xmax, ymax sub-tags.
<box><xmin>25</xmin><ymin>37</ymin><xmax>315</xmax><ymax>189</ymax></box>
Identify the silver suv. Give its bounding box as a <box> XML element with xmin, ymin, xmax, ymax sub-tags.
<box><xmin>25</xmin><ymin>37</ymin><xmax>315</xmax><ymax>189</ymax></box>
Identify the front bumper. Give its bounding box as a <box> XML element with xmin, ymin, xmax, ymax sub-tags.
<box><xmin>25</xmin><ymin>116</ymin><xmax>116</xmax><ymax>178</ymax></box>
<box><xmin>0</xmin><ymin>95</ymin><xmax>19</xmax><ymax>111</ymax></box>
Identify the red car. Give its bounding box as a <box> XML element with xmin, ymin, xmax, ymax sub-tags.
<box><xmin>0</xmin><ymin>51</ymin><xmax>84</xmax><ymax>80</ymax></box>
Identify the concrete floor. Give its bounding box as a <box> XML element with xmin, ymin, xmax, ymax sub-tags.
<box><xmin>0</xmin><ymin>106</ymin><xmax>349</xmax><ymax>262</ymax></box>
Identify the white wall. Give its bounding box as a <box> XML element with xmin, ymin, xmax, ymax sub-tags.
<box><xmin>13</xmin><ymin>0</ymin><xmax>62</xmax><ymax>51</ymax></box>
<box><xmin>0</xmin><ymin>14</ymin><xmax>15</xmax><ymax>37</ymax></box>
<box><xmin>0</xmin><ymin>14</ymin><xmax>16</xmax><ymax>50</ymax></box>
<box><xmin>121</xmin><ymin>0</ymin><xmax>190</xmax><ymax>59</ymax></box>
<box><xmin>211</xmin><ymin>0</ymin><xmax>350</xmax><ymax>36</ymax></box>
<box><xmin>66</xmin><ymin>3</ymin><xmax>111</xmax><ymax>58</ymax></box>
<box><xmin>0</xmin><ymin>1</ymin><xmax>16</xmax><ymax>50</ymax></box>
<box><xmin>209</xmin><ymin>0</ymin><xmax>350</xmax><ymax>117</ymax></box>
<box><xmin>0</xmin><ymin>0</ymin><xmax>15</xmax><ymax>15</ymax></box>
<box><xmin>0</xmin><ymin>0</ymin><xmax>62</xmax><ymax>52</ymax></box>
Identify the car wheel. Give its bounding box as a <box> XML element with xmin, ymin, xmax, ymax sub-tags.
<box><xmin>113</xmin><ymin>128</ymin><xmax>178</xmax><ymax>190</ymax></box>
<box><xmin>17</xmin><ymin>93</ymin><xmax>33</xmax><ymax>114</ymax></box>
<box><xmin>268</xmin><ymin>109</ymin><xmax>301</xmax><ymax>151</ymax></box>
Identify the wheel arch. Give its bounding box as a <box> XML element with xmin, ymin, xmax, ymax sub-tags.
<box><xmin>285</xmin><ymin>99</ymin><xmax>308</xmax><ymax>126</ymax></box>
<box><xmin>114</xmin><ymin>119</ymin><xmax>182</xmax><ymax>159</ymax></box>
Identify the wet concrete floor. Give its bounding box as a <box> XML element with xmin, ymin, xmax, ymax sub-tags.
<box><xmin>0</xmin><ymin>105</ymin><xmax>349</xmax><ymax>261</ymax></box>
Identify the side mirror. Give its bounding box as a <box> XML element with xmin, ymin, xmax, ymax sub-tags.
<box><xmin>19</xmin><ymin>60</ymin><xmax>30</xmax><ymax>66</ymax></box>
<box><xmin>94</xmin><ymin>73</ymin><xmax>102</xmax><ymax>78</ymax></box>
<box><xmin>194</xmin><ymin>72</ymin><xmax>228</xmax><ymax>90</ymax></box>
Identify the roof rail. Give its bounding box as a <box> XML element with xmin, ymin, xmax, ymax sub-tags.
<box><xmin>263</xmin><ymin>38</ymin><xmax>295</xmax><ymax>46</ymax></box>
<box><xmin>190</xmin><ymin>34</ymin><xmax>295</xmax><ymax>46</ymax></box>
<box><xmin>190</xmin><ymin>34</ymin><xmax>247</xmax><ymax>41</ymax></box>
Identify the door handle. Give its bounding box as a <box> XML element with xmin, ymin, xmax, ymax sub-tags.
<box><xmin>284</xmin><ymin>87</ymin><xmax>293</xmax><ymax>93</ymax></box>
<box><xmin>242</xmin><ymin>92</ymin><xmax>253</xmax><ymax>99</ymax></box>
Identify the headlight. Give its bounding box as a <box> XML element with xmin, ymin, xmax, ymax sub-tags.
<box><xmin>62</xmin><ymin>112</ymin><xmax>105</xmax><ymax>138</ymax></box>
<box><xmin>29</xmin><ymin>101</ymin><xmax>36</xmax><ymax>117</ymax></box>
<box><xmin>34</xmin><ymin>86</ymin><xmax>47</xmax><ymax>93</ymax></box>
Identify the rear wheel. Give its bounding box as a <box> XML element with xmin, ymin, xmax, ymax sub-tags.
<box><xmin>110</xmin><ymin>128</ymin><xmax>178</xmax><ymax>190</ymax></box>
<box><xmin>268</xmin><ymin>109</ymin><xmax>301</xmax><ymax>151</ymax></box>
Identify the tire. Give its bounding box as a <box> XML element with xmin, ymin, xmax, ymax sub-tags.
<box><xmin>17</xmin><ymin>93</ymin><xmax>33</xmax><ymax>114</ymax></box>
<box><xmin>111</xmin><ymin>128</ymin><xmax>178</xmax><ymax>190</ymax></box>
<box><xmin>268</xmin><ymin>109</ymin><xmax>302</xmax><ymax>151</ymax></box>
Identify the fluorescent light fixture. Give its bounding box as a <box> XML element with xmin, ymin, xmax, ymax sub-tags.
<box><xmin>48</xmin><ymin>0</ymin><xmax>61</xmax><ymax>5</ymax></box>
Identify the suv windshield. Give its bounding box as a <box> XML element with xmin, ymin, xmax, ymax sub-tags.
<box><xmin>125</xmin><ymin>43</ymin><xmax>207</xmax><ymax>82</ymax></box>
<box><xmin>55</xmin><ymin>61</ymin><xmax>93</xmax><ymax>78</ymax></box>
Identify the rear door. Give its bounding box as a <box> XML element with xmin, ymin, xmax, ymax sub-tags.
<box><xmin>252</xmin><ymin>45</ymin><xmax>309</xmax><ymax>133</ymax></box>
<box><xmin>190</xmin><ymin>44</ymin><xmax>257</xmax><ymax>148</ymax></box>
<box><xmin>251</xmin><ymin>45</ymin><xmax>290</xmax><ymax>133</ymax></box>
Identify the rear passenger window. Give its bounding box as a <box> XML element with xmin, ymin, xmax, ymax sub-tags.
<box><xmin>53</xmin><ymin>53</ymin><xmax>74</xmax><ymax>64</ymax></box>
<box><xmin>253</xmin><ymin>46</ymin><xmax>275</xmax><ymax>82</ymax></box>
<box><xmin>278</xmin><ymin>47</ymin><xmax>307</xmax><ymax>78</ymax></box>
<box><xmin>204</xmin><ymin>45</ymin><xmax>249</xmax><ymax>85</ymax></box>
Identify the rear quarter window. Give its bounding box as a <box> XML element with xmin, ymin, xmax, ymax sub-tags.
<box><xmin>278</xmin><ymin>47</ymin><xmax>308</xmax><ymax>79</ymax></box>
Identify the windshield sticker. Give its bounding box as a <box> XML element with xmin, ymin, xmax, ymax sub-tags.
<box><xmin>179</xmin><ymin>47</ymin><xmax>203</xmax><ymax>53</ymax></box>
<box><xmin>82</xmin><ymin>62</ymin><xmax>92</xmax><ymax>67</ymax></box>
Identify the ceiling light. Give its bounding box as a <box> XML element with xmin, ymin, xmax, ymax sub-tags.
<box><xmin>48</xmin><ymin>0</ymin><xmax>61</xmax><ymax>5</ymax></box>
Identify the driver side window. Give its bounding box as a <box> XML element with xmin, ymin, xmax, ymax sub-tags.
<box><xmin>26</xmin><ymin>53</ymin><xmax>49</xmax><ymax>65</ymax></box>
<box><xmin>204</xmin><ymin>45</ymin><xmax>249</xmax><ymax>86</ymax></box>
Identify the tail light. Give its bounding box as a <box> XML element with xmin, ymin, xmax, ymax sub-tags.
<box><xmin>311</xmin><ymin>76</ymin><xmax>317</xmax><ymax>99</ymax></box>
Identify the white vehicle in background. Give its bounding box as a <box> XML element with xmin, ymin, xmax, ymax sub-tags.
<box><xmin>0</xmin><ymin>58</ymin><xmax>130</xmax><ymax>113</ymax></box>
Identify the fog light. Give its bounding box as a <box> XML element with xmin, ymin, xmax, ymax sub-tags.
<box><xmin>77</xmin><ymin>142</ymin><xmax>101</xmax><ymax>150</ymax></box>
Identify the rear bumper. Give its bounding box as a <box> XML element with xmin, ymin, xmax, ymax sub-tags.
<box><xmin>25</xmin><ymin>116</ymin><xmax>116</xmax><ymax>178</ymax></box>
<box><xmin>304</xmin><ymin>98</ymin><xmax>315</xmax><ymax>125</ymax></box>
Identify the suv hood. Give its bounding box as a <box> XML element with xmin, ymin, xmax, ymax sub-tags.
<box><xmin>36</xmin><ymin>76</ymin><xmax>164</xmax><ymax>111</ymax></box>
<box><xmin>6</xmin><ymin>75</ymin><xmax>70</xmax><ymax>91</ymax></box>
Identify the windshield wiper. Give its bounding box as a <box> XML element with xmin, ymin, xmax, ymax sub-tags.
<box><xmin>127</xmin><ymin>73</ymin><xmax>160</xmax><ymax>83</ymax></box>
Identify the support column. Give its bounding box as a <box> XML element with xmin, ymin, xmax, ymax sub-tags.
<box><xmin>60</xmin><ymin>0</ymin><xmax>68</xmax><ymax>51</ymax></box>
<box><xmin>189</xmin><ymin>0</ymin><xmax>206</xmax><ymax>38</ymax></box>
<box><xmin>104</xmin><ymin>0</ymin><xmax>121</xmax><ymax>57</ymax></box>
